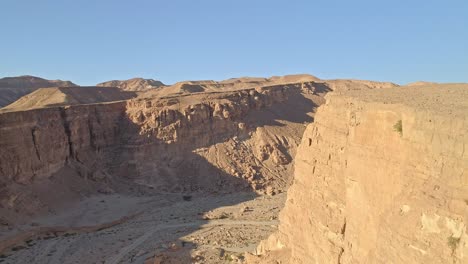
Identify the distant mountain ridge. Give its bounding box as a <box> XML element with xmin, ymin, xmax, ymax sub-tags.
<box><xmin>0</xmin><ymin>86</ymin><xmax>136</xmax><ymax>112</ymax></box>
<box><xmin>139</xmin><ymin>74</ymin><xmax>323</xmax><ymax>98</ymax></box>
<box><xmin>0</xmin><ymin>74</ymin><xmax>406</xmax><ymax>110</ymax></box>
<box><xmin>96</xmin><ymin>78</ymin><xmax>165</xmax><ymax>91</ymax></box>
<box><xmin>0</xmin><ymin>76</ymin><xmax>77</xmax><ymax>107</ymax></box>
<box><xmin>0</xmin><ymin>75</ymin><xmax>77</xmax><ymax>88</ymax></box>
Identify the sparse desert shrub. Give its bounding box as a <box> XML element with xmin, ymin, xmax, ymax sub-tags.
<box><xmin>447</xmin><ymin>236</ymin><xmax>461</xmax><ymax>253</ymax></box>
<box><xmin>393</xmin><ymin>120</ymin><xmax>403</xmax><ymax>135</ymax></box>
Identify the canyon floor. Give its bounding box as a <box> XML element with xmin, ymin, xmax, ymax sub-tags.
<box><xmin>0</xmin><ymin>181</ymin><xmax>284</xmax><ymax>264</ymax></box>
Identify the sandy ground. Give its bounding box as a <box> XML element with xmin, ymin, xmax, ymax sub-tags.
<box><xmin>0</xmin><ymin>191</ymin><xmax>285</xmax><ymax>264</ymax></box>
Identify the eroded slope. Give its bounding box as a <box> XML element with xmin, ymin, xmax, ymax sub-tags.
<box><xmin>0</xmin><ymin>76</ymin><xmax>77</xmax><ymax>107</ymax></box>
<box><xmin>1</xmin><ymin>87</ymin><xmax>136</xmax><ymax>112</ymax></box>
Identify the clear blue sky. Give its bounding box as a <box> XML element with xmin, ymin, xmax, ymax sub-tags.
<box><xmin>1</xmin><ymin>0</ymin><xmax>467</xmax><ymax>85</ymax></box>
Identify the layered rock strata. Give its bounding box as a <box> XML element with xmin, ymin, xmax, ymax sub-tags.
<box><xmin>257</xmin><ymin>84</ymin><xmax>468</xmax><ymax>263</ymax></box>
<box><xmin>0</xmin><ymin>82</ymin><xmax>324</xmax><ymax>218</ymax></box>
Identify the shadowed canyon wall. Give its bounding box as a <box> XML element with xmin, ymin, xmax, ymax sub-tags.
<box><xmin>0</xmin><ymin>82</ymin><xmax>325</xmax><ymax>215</ymax></box>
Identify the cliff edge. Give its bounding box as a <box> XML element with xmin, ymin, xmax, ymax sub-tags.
<box><xmin>253</xmin><ymin>83</ymin><xmax>468</xmax><ymax>263</ymax></box>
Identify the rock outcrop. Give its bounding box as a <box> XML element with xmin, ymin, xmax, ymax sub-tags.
<box><xmin>0</xmin><ymin>102</ymin><xmax>126</xmax><ymax>186</ymax></box>
<box><xmin>256</xmin><ymin>83</ymin><xmax>468</xmax><ymax>263</ymax></box>
<box><xmin>121</xmin><ymin>82</ymin><xmax>324</xmax><ymax>193</ymax></box>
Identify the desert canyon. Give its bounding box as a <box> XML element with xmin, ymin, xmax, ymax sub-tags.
<box><xmin>0</xmin><ymin>74</ymin><xmax>467</xmax><ymax>264</ymax></box>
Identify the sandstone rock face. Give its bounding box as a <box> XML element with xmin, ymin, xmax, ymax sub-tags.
<box><xmin>258</xmin><ymin>84</ymin><xmax>468</xmax><ymax>263</ymax></box>
<box><xmin>0</xmin><ymin>102</ymin><xmax>126</xmax><ymax>186</ymax></box>
<box><xmin>0</xmin><ymin>81</ymin><xmax>326</xmax><ymax>217</ymax></box>
<box><xmin>118</xmin><ymin>82</ymin><xmax>323</xmax><ymax>193</ymax></box>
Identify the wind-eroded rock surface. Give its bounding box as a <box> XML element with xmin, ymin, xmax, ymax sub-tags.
<box><xmin>254</xmin><ymin>83</ymin><xmax>468</xmax><ymax>263</ymax></box>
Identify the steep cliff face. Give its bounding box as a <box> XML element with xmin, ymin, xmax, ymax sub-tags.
<box><xmin>257</xmin><ymin>84</ymin><xmax>468</xmax><ymax>263</ymax></box>
<box><xmin>0</xmin><ymin>102</ymin><xmax>127</xmax><ymax>186</ymax></box>
<box><xmin>0</xmin><ymin>81</ymin><xmax>326</xmax><ymax>220</ymax></box>
<box><xmin>115</xmin><ymin>82</ymin><xmax>324</xmax><ymax>193</ymax></box>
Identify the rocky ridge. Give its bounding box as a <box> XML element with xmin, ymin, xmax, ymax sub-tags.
<box><xmin>97</xmin><ymin>78</ymin><xmax>166</xmax><ymax>91</ymax></box>
<box><xmin>139</xmin><ymin>74</ymin><xmax>321</xmax><ymax>98</ymax></box>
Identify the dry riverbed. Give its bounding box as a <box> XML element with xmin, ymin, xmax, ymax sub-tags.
<box><xmin>0</xmin><ymin>191</ymin><xmax>285</xmax><ymax>264</ymax></box>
